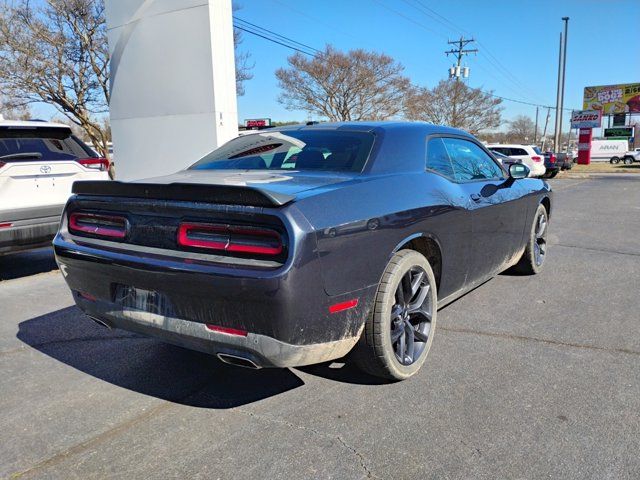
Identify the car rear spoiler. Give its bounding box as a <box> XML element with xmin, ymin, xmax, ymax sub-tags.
<box><xmin>72</xmin><ymin>181</ymin><xmax>295</xmax><ymax>207</ymax></box>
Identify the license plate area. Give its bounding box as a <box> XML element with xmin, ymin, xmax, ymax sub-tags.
<box><xmin>114</xmin><ymin>284</ymin><xmax>175</xmax><ymax>318</ymax></box>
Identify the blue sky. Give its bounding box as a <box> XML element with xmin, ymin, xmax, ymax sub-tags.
<box><xmin>236</xmin><ymin>0</ymin><xmax>640</xmax><ymax>130</ymax></box>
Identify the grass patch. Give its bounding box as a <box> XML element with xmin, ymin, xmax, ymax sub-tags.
<box><xmin>565</xmin><ymin>163</ymin><xmax>640</xmax><ymax>174</ymax></box>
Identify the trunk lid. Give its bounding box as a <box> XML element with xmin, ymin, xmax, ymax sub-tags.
<box><xmin>139</xmin><ymin>169</ymin><xmax>359</xmax><ymax>201</ymax></box>
<box><xmin>74</xmin><ymin>170</ymin><xmax>360</xmax><ymax>207</ymax></box>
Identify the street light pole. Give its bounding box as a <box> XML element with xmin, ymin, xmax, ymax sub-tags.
<box><xmin>553</xmin><ymin>18</ymin><xmax>569</xmax><ymax>152</ymax></box>
<box><xmin>558</xmin><ymin>17</ymin><xmax>569</xmax><ymax>152</ymax></box>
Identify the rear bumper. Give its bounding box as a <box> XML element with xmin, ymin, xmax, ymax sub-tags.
<box><xmin>54</xmin><ymin>230</ymin><xmax>375</xmax><ymax>367</ymax></box>
<box><xmin>77</xmin><ymin>296</ymin><xmax>361</xmax><ymax>368</ymax></box>
<box><xmin>0</xmin><ymin>205</ymin><xmax>63</xmax><ymax>254</ymax></box>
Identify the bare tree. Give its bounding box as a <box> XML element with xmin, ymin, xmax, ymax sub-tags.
<box><xmin>0</xmin><ymin>95</ymin><xmax>31</xmax><ymax>119</ymax></box>
<box><xmin>507</xmin><ymin>115</ymin><xmax>537</xmax><ymax>144</ymax></box>
<box><xmin>233</xmin><ymin>3</ymin><xmax>253</xmax><ymax>96</ymax></box>
<box><xmin>0</xmin><ymin>0</ymin><xmax>110</xmax><ymax>157</ymax></box>
<box><xmin>405</xmin><ymin>80</ymin><xmax>502</xmax><ymax>134</ymax></box>
<box><xmin>275</xmin><ymin>45</ymin><xmax>412</xmax><ymax>121</ymax></box>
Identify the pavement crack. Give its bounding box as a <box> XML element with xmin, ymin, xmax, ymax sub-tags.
<box><xmin>552</xmin><ymin>243</ymin><xmax>640</xmax><ymax>257</ymax></box>
<box><xmin>235</xmin><ymin>408</ymin><xmax>377</xmax><ymax>478</ymax></box>
<box><xmin>440</xmin><ymin>325</ymin><xmax>640</xmax><ymax>357</ymax></box>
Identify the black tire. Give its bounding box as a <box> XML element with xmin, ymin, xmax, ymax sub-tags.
<box><xmin>352</xmin><ymin>250</ymin><xmax>437</xmax><ymax>381</ymax></box>
<box><xmin>610</xmin><ymin>157</ymin><xmax>620</xmax><ymax>164</ymax></box>
<box><xmin>513</xmin><ymin>204</ymin><xmax>548</xmax><ymax>275</ymax></box>
<box><xmin>548</xmin><ymin>170</ymin><xmax>559</xmax><ymax>178</ymax></box>
<box><xmin>623</xmin><ymin>156</ymin><xmax>634</xmax><ymax>165</ymax></box>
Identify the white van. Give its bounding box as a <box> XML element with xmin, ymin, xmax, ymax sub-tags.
<box><xmin>589</xmin><ymin>140</ymin><xmax>629</xmax><ymax>162</ymax></box>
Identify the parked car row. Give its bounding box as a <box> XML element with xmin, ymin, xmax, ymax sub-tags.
<box><xmin>0</xmin><ymin>120</ymin><xmax>110</xmax><ymax>255</ymax></box>
<box><xmin>486</xmin><ymin>144</ymin><xmax>546</xmax><ymax>177</ymax></box>
<box><xmin>543</xmin><ymin>151</ymin><xmax>573</xmax><ymax>178</ymax></box>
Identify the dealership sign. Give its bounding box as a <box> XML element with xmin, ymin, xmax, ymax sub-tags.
<box><xmin>583</xmin><ymin>83</ymin><xmax>640</xmax><ymax>114</ymax></box>
<box><xmin>570</xmin><ymin>110</ymin><xmax>602</xmax><ymax>129</ymax></box>
<box><xmin>245</xmin><ymin>118</ymin><xmax>271</xmax><ymax>128</ymax></box>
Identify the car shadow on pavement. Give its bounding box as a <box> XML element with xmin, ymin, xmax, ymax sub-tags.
<box><xmin>0</xmin><ymin>247</ymin><xmax>58</xmax><ymax>281</ymax></box>
<box><xmin>17</xmin><ymin>306</ymin><xmax>305</xmax><ymax>409</ymax></box>
<box><xmin>297</xmin><ymin>361</ymin><xmax>391</xmax><ymax>385</ymax></box>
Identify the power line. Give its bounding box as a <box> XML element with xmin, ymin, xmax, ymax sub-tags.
<box><xmin>233</xmin><ymin>17</ymin><xmax>320</xmax><ymax>57</ymax></box>
<box><xmin>370</xmin><ymin>0</ymin><xmax>447</xmax><ymax>39</ymax></box>
<box><xmin>233</xmin><ymin>16</ymin><xmax>578</xmax><ymax>112</ymax></box>
<box><xmin>401</xmin><ymin>0</ymin><xmax>548</xmax><ymax>104</ymax></box>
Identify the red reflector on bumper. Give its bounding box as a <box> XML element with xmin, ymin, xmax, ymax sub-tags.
<box><xmin>78</xmin><ymin>291</ymin><xmax>97</xmax><ymax>302</ymax></box>
<box><xmin>205</xmin><ymin>324</ymin><xmax>248</xmax><ymax>337</ymax></box>
<box><xmin>329</xmin><ymin>299</ymin><xmax>359</xmax><ymax>314</ymax></box>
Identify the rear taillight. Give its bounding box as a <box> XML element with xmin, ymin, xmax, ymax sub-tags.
<box><xmin>0</xmin><ymin>222</ymin><xmax>12</xmax><ymax>229</ymax></box>
<box><xmin>177</xmin><ymin>222</ymin><xmax>283</xmax><ymax>256</ymax></box>
<box><xmin>531</xmin><ymin>156</ymin><xmax>542</xmax><ymax>163</ymax></box>
<box><xmin>69</xmin><ymin>212</ymin><xmax>127</xmax><ymax>239</ymax></box>
<box><xmin>77</xmin><ymin>158</ymin><xmax>109</xmax><ymax>171</ymax></box>
<box><xmin>0</xmin><ymin>161</ymin><xmax>5</xmax><ymax>169</ymax></box>
<box><xmin>549</xmin><ymin>154</ymin><xmax>556</xmax><ymax>164</ymax></box>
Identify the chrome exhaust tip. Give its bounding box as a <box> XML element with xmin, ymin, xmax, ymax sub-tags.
<box><xmin>217</xmin><ymin>353</ymin><xmax>261</xmax><ymax>369</ymax></box>
<box><xmin>88</xmin><ymin>316</ymin><xmax>112</xmax><ymax>329</ymax></box>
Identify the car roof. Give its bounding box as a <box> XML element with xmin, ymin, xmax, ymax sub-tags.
<box><xmin>0</xmin><ymin>119</ymin><xmax>71</xmax><ymax>129</ymax></box>
<box><xmin>235</xmin><ymin>121</ymin><xmax>478</xmax><ymax>174</ymax></box>
<box><xmin>269</xmin><ymin>120</ymin><xmax>469</xmax><ymax>136</ymax></box>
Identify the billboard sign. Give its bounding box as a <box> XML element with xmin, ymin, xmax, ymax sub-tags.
<box><xmin>604</xmin><ymin>127</ymin><xmax>634</xmax><ymax>138</ymax></box>
<box><xmin>570</xmin><ymin>110</ymin><xmax>602</xmax><ymax>129</ymax></box>
<box><xmin>583</xmin><ymin>83</ymin><xmax>640</xmax><ymax>114</ymax></box>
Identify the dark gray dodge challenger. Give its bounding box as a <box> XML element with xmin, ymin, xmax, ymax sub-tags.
<box><xmin>53</xmin><ymin>122</ymin><xmax>551</xmax><ymax>380</ymax></box>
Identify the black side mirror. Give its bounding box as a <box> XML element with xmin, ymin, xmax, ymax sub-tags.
<box><xmin>509</xmin><ymin>163</ymin><xmax>530</xmax><ymax>179</ymax></box>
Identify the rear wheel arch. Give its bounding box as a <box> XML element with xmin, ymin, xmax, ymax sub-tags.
<box><xmin>541</xmin><ymin>196</ymin><xmax>551</xmax><ymax>219</ymax></box>
<box><xmin>394</xmin><ymin>234</ymin><xmax>442</xmax><ymax>294</ymax></box>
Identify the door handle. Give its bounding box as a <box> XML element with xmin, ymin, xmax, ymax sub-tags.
<box><xmin>470</xmin><ymin>193</ymin><xmax>482</xmax><ymax>202</ymax></box>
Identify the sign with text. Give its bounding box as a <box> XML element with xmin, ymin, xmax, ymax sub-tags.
<box><xmin>604</xmin><ymin>127</ymin><xmax>634</xmax><ymax>138</ymax></box>
<box><xmin>570</xmin><ymin>110</ymin><xmax>602</xmax><ymax>129</ymax></box>
<box><xmin>583</xmin><ymin>83</ymin><xmax>640</xmax><ymax>114</ymax></box>
<box><xmin>577</xmin><ymin>128</ymin><xmax>593</xmax><ymax>165</ymax></box>
<box><xmin>613</xmin><ymin>113</ymin><xmax>626</xmax><ymax>126</ymax></box>
<box><xmin>245</xmin><ymin>118</ymin><xmax>271</xmax><ymax>129</ymax></box>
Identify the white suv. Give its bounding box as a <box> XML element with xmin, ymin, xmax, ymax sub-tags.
<box><xmin>0</xmin><ymin>120</ymin><xmax>110</xmax><ymax>255</ymax></box>
<box><xmin>486</xmin><ymin>144</ymin><xmax>546</xmax><ymax>177</ymax></box>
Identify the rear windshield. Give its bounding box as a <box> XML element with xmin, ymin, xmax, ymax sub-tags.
<box><xmin>0</xmin><ymin>127</ymin><xmax>95</xmax><ymax>161</ymax></box>
<box><xmin>532</xmin><ymin>146</ymin><xmax>542</xmax><ymax>155</ymax></box>
<box><xmin>190</xmin><ymin>130</ymin><xmax>375</xmax><ymax>173</ymax></box>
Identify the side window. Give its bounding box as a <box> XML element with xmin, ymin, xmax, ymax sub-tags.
<box><xmin>512</xmin><ymin>148</ymin><xmax>528</xmax><ymax>156</ymax></box>
<box><xmin>442</xmin><ymin>138</ymin><xmax>504</xmax><ymax>182</ymax></box>
<box><xmin>491</xmin><ymin>147</ymin><xmax>507</xmax><ymax>155</ymax></box>
<box><xmin>426</xmin><ymin>137</ymin><xmax>455</xmax><ymax>179</ymax></box>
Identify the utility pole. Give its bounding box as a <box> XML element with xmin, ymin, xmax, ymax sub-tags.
<box><xmin>445</xmin><ymin>37</ymin><xmax>477</xmax><ymax>127</ymax></box>
<box><xmin>534</xmin><ymin>106</ymin><xmax>539</xmax><ymax>144</ymax></box>
<box><xmin>445</xmin><ymin>36</ymin><xmax>477</xmax><ymax>81</ymax></box>
<box><xmin>553</xmin><ymin>17</ymin><xmax>569</xmax><ymax>152</ymax></box>
<box><xmin>542</xmin><ymin>107</ymin><xmax>551</xmax><ymax>151</ymax></box>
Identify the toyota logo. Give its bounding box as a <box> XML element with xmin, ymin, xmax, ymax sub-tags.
<box><xmin>40</xmin><ymin>165</ymin><xmax>51</xmax><ymax>174</ymax></box>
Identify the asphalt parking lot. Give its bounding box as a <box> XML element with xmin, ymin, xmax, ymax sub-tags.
<box><xmin>1</xmin><ymin>175</ymin><xmax>639</xmax><ymax>480</ymax></box>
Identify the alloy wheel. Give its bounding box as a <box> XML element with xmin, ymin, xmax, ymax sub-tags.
<box><xmin>534</xmin><ymin>212</ymin><xmax>547</xmax><ymax>266</ymax></box>
<box><xmin>390</xmin><ymin>266</ymin><xmax>433</xmax><ymax>366</ymax></box>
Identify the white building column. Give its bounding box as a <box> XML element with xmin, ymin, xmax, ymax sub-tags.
<box><xmin>105</xmin><ymin>0</ymin><xmax>238</xmax><ymax>180</ymax></box>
